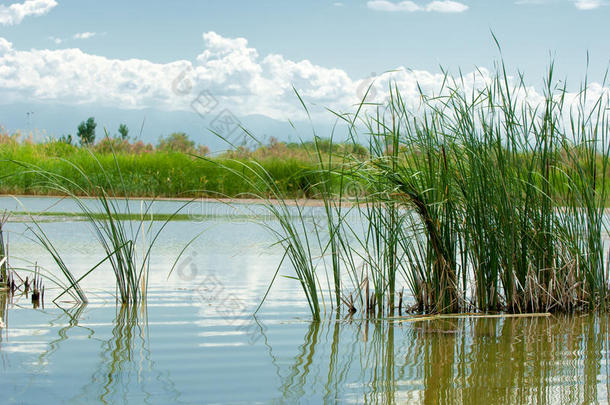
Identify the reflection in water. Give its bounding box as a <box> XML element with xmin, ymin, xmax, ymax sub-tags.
<box><xmin>280</xmin><ymin>321</ymin><xmax>320</xmax><ymax>401</ymax></box>
<box><xmin>74</xmin><ymin>305</ymin><xmax>181</xmax><ymax>404</ymax></box>
<box><xmin>324</xmin><ymin>319</ymin><xmax>352</xmax><ymax>403</ymax></box>
<box><xmin>37</xmin><ymin>304</ymin><xmax>94</xmax><ymax>363</ymax></box>
<box><xmin>2</xmin><ymin>200</ymin><xmax>610</xmax><ymax>402</ymax></box>
<box><xmin>0</xmin><ymin>293</ymin><xmax>609</xmax><ymax>402</ymax></box>
<box><xmin>270</xmin><ymin>315</ymin><xmax>610</xmax><ymax>404</ymax></box>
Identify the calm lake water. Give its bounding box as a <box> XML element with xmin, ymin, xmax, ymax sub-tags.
<box><xmin>0</xmin><ymin>196</ymin><xmax>609</xmax><ymax>404</ymax></box>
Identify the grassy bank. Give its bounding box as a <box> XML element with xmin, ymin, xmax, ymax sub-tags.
<box><xmin>2</xmin><ymin>133</ymin><xmax>609</xmax><ymax>202</ymax></box>
<box><xmin>0</xmin><ymin>139</ymin><xmax>328</xmax><ymax>199</ymax></box>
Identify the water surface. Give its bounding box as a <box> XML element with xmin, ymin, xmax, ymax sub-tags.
<box><xmin>0</xmin><ymin>196</ymin><xmax>608</xmax><ymax>404</ymax></box>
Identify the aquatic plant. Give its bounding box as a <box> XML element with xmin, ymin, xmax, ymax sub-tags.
<box><xmin>26</xmin><ymin>219</ymin><xmax>88</xmax><ymax>303</ymax></box>
<box><xmin>367</xmin><ymin>61</ymin><xmax>610</xmax><ymax>313</ymax></box>
<box><xmin>206</xmin><ymin>156</ymin><xmax>325</xmax><ymax>320</ymax></box>
<box><xmin>10</xmin><ymin>137</ymin><xmax>195</xmax><ymax>305</ymax></box>
<box><xmin>237</xmin><ymin>58</ymin><xmax>610</xmax><ymax>318</ymax></box>
<box><xmin>0</xmin><ymin>211</ymin><xmax>7</xmax><ymax>282</ymax></box>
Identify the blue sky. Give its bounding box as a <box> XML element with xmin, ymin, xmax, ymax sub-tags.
<box><xmin>0</xmin><ymin>0</ymin><xmax>609</xmax><ymax>144</ymax></box>
<box><xmin>5</xmin><ymin>0</ymin><xmax>608</xmax><ymax>78</ymax></box>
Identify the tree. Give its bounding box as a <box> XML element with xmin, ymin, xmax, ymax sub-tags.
<box><xmin>157</xmin><ymin>132</ymin><xmax>195</xmax><ymax>153</ymax></box>
<box><xmin>58</xmin><ymin>134</ymin><xmax>73</xmax><ymax>145</ymax></box>
<box><xmin>118</xmin><ymin>124</ymin><xmax>129</xmax><ymax>140</ymax></box>
<box><xmin>77</xmin><ymin>117</ymin><xmax>97</xmax><ymax>145</ymax></box>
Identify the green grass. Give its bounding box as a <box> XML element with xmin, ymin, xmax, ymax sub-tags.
<box><xmin>0</xmin><ymin>141</ymin><xmax>326</xmax><ymax>199</ymax></box>
<box><xmin>237</xmin><ymin>61</ymin><xmax>610</xmax><ymax>318</ymax></box>
<box><xmin>365</xmin><ymin>62</ymin><xmax>610</xmax><ymax>314</ymax></box>
<box><xmin>1</xmin><ymin>133</ymin><xmax>610</xmax><ymax>203</ymax></box>
<box><xmin>14</xmin><ymin>144</ymin><xmax>199</xmax><ymax>306</ymax></box>
<box><xmin>0</xmin><ymin>212</ymin><xmax>7</xmax><ymax>281</ymax></box>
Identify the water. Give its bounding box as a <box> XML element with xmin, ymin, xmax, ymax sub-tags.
<box><xmin>0</xmin><ymin>196</ymin><xmax>609</xmax><ymax>404</ymax></box>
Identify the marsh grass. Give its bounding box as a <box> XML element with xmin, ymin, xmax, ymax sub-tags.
<box><xmin>25</xmin><ymin>218</ymin><xmax>88</xmax><ymax>303</ymax></box>
<box><xmin>0</xmin><ymin>211</ymin><xmax>8</xmax><ymax>282</ymax></box>
<box><xmin>367</xmin><ymin>62</ymin><xmax>610</xmax><ymax>314</ymax></box>
<box><xmin>220</xmin><ymin>60</ymin><xmax>610</xmax><ymax>319</ymax></box>
<box><xmin>0</xmin><ymin>135</ymin><xmax>327</xmax><ymax>199</ymax></box>
<box><xmin>9</xmin><ymin>134</ymin><xmax>195</xmax><ymax>305</ymax></box>
<box><xmin>205</xmin><ymin>155</ymin><xmax>326</xmax><ymax>320</ymax></box>
<box><xmin>209</xmin><ymin>98</ymin><xmax>382</xmax><ymax>319</ymax></box>
<box><xmin>0</xmin><ymin>214</ymin><xmax>83</xmax><ymax>304</ymax></box>
<box><xmin>3</xmin><ymin>63</ymin><xmax>607</xmax><ymax>317</ymax></box>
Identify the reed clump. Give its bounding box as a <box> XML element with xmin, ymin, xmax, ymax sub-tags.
<box><xmin>234</xmin><ymin>62</ymin><xmax>610</xmax><ymax>319</ymax></box>
<box><xmin>359</xmin><ymin>63</ymin><xmax>610</xmax><ymax>314</ymax></box>
<box><xmin>3</xmin><ymin>63</ymin><xmax>608</xmax><ymax>318</ymax></box>
<box><xmin>0</xmin><ymin>214</ymin><xmax>47</xmax><ymax>307</ymax></box>
<box><xmin>0</xmin><ymin>211</ymin><xmax>8</xmax><ymax>283</ymax></box>
<box><xmin>10</xmin><ymin>140</ymin><xmax>195</xmax><ymax>306</ymax></box>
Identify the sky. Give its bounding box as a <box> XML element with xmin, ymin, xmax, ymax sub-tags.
<box><xmin>0</xmin><ymin>0</ymin><xmax>609</xmax><ymax>146</ymax></box>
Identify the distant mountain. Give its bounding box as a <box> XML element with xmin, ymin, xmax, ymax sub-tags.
<box><xmin>0</xmin><ymin>103</ymin><xmax>349</xmax><ymax>152</ymax></box>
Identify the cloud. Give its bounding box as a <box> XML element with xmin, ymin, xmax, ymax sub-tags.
<box><xmin>0</xmin><ymin>31</ymin><xmax>358</xmax><ymax>119</ymax></box>
<box><xmin>367</xmin><ymin>0</ymin><xmax>468</xmax><ymax>12</ymax></box>
<box><xmin>73</xmin><ymin>32</ymin><xmax>96</xmax><ymax>40</ymax></box>
<box><xmin>367</xmin><ymin>1</ymin><xmax>420</xmax><ymax>11</ymax></box>
<box><xmin>0</xmin><ymin>31</ymin><xmax>469</xmax><ymax>120</ymax></box>
<box><xmin>0</xmin><ymin>0</ymin><xmax>57</xmax><ymax>26</ymax></box>
<box><xmin>573</xmin><ymin>0</ymin><xmax>605</xmax><ymax>9</ymax></box>
<box><xmin>515</xmin><ymin>0</ymin><xmax>606</xmax><ymax>9</ymax></box>
<box><xmin>0</xmin><ymin>37</ymin><xmax>12</xmax><ymax>52</ymax></box>
<box><xmin>49</xmin><ymin>32</ymin><xmax>98</xmax><ymax>45</ymax></box>
<box><xmin>0</xmin><ymin>31</ymin><xmax>604</xmax><ymax>124</ymax></box>
<box><xmin>425</xmin><ymin>1</ymin><xmax>469</xmax><ymax>12</ymax></box>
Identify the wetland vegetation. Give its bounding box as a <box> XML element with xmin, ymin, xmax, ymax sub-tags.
<box><xmin>2</xmin><ymin>63</ymin><xmax>610</xmax><ymax>317</ymax></box>
<box><xmin>1</xmin><ymin>61</ymin><xmax>610</xmax><ymax>403</ymax></box>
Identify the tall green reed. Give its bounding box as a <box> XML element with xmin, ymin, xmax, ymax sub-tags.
<box><xmin>0</xmin><ymin>212</ymin><xmax>7</xmax><ymax>281</ymax></box>
<box><xmin>10</xmin><ymin>134</ymin><xmax>193</xmax><ymax>305</ymax></box>
<box><xmin>205</xmin><ymin>156</ymin><xmax>325</xmax><ymax>320</ymax></box>
<box><xmin>212</xmin><ymin>95</ymin><xmax>371</xmax><ymax>319</ymax></box>
<box><xmin>213</xmin><ymin>59</ymin><xmax>610</xmax><ymax>318</ymax></box>
<box><xmin>369</xmin><ymin>61</ymin><xmax>610</xmax><ymax>313</ymax></box>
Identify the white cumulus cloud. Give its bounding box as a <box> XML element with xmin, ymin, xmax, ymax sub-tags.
<box><xmin>0</xmin><ymin>0</ymin><xmax>57</xmax><ymax>26</ymax></box>
<box><xmin>0</xmin><ymin>30</ymin><xmax>472</xmax><ymax>120</ymax></box>
<box><xmin>0</xmin><ymin>37</ymin><xmax>12</xmax><ymax>52</ymax></box>
<box><xmin>0</xmin><ymin>31</ymin><xmax>359</xmax><ymax>119</ymax></box>
<box><xmin>367</xmin><ymin>0</ymin><xmax>468</xmax><ymax>12</ymax></box>
<box><xmin>0</xmin><ymin>31</ymin><xmax>605</xmax><ymax>124</ymax></box>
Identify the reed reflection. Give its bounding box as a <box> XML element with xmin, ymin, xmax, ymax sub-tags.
<box><xmin>75</xmin><ymin>305</ymin><xmax>181</xmax><ymax>404</ymax></box>
<box><xmin>271</xmin><ymin>315</ymin><xmax>610</xmax><ymax>403</ymax></box>
<box><xmin>38</xmin><ymin>303</ymin><xmax>92</xmax><ymax>362</ymax></box>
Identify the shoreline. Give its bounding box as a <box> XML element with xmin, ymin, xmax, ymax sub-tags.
<box><xmin>3</xmin><ymin>194</ymin><xmax>610</xmax><ymax>211</ymax></box>
<box><xmin>0</xmin><ymin>193</ymin><xmax>337</xmax><ymax>208</ymax></box>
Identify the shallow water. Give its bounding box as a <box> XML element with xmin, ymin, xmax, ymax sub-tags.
<box><xmin>0</xmin><ymin>196</ymin><xmax>609</xmax><ymax>404</ymax></box>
